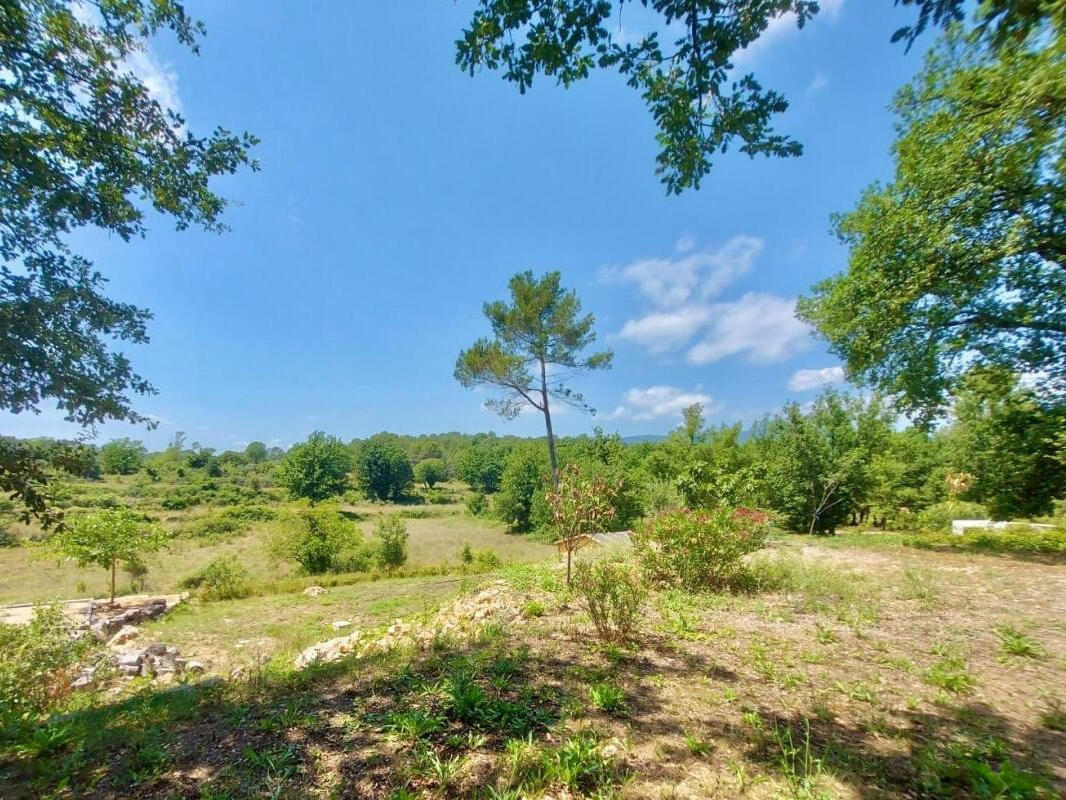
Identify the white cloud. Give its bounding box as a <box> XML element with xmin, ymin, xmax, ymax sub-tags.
<box><xmin>674</xmin><ymin>233</ymin><xmax>696</xmax><ymax>253</ymax></box>
<box><xmin>807</xmin><ymin>70</ymin><xmax>829</xmax><ymax>95</ymax></box>
<box><xmin>617</xmin><ymin>306</ymin><xmax>711</xmax><ymax>353</ymax></box>
<box><xmin>125</xmin><ymin>47</ymin><xmax>182</xmax><ymax>115</ymax></box>
<box><xmin>601</xmin><ymin>235</ymin><xmax>763</xmax><ymax>309</ymax></box>
<box><xmin>608</xmin><ymin>386</ymin><xmax>718</xmax><ymax>421</ymax></box>
<box><xmin>788</xmin><ymin>366</ymin><xmax>845</xmax><ymax>392</ymax></box>
<box><xmin>735</xmin><ymin>1</ymin><xmax>845</xmax><ymax>65</ymax></box>
<box><xmin>686</xmin><ymin>293</ymin><xmax>812</xmax><ymax>365</ymax></box>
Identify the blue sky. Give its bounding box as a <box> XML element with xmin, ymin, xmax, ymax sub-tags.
<box><xmin>5</xmin><ymin>1</ymin><xmax>929</xmax><ymax>451</ymax></box>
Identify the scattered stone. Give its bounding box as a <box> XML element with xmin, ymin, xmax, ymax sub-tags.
<box><xmin>331</xmin><ymin>620</ymin><xmax>352</xmax><ymax>630</ymax></box>
<box><xmin>303</xmin><ymin>585</ymin><xmax>327</xmax><ymax>597</ymax></box>
<box><xmin>107</xmin><ymin>625</ymin><xmax>141</xmax><ymax>647</ymax></box>
<box><xmin>293</xmin><ymin>582</ymin><xmax>525</xmax><ymax>671</ymax></box>
<box><xmin>186</xmin><ymin>660</ymin><xmax>205</xmax><ymax>674</ymax></box>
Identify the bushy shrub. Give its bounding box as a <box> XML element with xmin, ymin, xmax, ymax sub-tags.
<box><xmin>160</xmin><ymin>488</ymin><xmax>200</xmax><ymax>510</ymax></box>
<box><xmin>413</xmin><ymin>457</ymin><xmax>447</xmax><ymax>489</ymax></box>
<box><xmin>271</xmin><ymin>505</ymin><xmax>370</xmax><ymax>574</ymax></box>
<box><xmin>188</xmin><ymin>514</ymin><xmax>242</xmax><ymax>539</ymax></box>
<box><xmin>374</xmin><ymin>515</ymin><xmax>409</xmax><ymax>570</ymax></box>
<box><xmin>178</xmin><ymin>556</ymin><xmax>251</xmax><ymax>601</ymax></box>
<box><xmin>0</xmin><ymin>604</ymin><xmax>92</xmax><ymax>722</ymax></box>
<box><xmin>633</xmin><ymin>507</ymin><xmax>769</xmax><ymax>591</ymax></box>
<box><xmin>0</xmin><ymin>527</ymin><xmax>18</xmax><ymax>547</ymax></box>
<box><xmin>916</xmin><ymin>500</ymin><xmax>989</xmax><ymax>531</ymax></box>
<box><xmin>219</xmin><ymin>504</ymin><xmax>277</xmax><ymax>523</ymax></box>
<box><xmin>572</xmin><ymin>558</ymin><xmax>647</xmax><ymax>643</ymax></box>
<box><xmin>458</xmin><ymin>544</ymin><xmax>501</xmax><ymax>572</ymax></box>
<box><xmin>906</xmin><ymin>526</ymin><xmax>1066</xmax><ymax>556</ymax></box>
<box><xmin>466</xmin><ymin>493</ymin><xmax>487</xmax><ymax>516</ymax></box>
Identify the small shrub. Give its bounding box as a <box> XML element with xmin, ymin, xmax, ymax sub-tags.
<box><xmin>572</xmin><ymin>558</ymin><xmax>647</xmax><ymax>643</ymax></box>
<box><xmin>0</xmin><ymin>527</ymin><xmax>18</xmax><ymax>547</ymax></box>
<box><xmin>459</xmin><ymin>542</ymin><xmax>474</xmax><ymax>564</ymax></box>
<box><xmin>466</xmin><ymin>493</ymin><xmax>487</xmax><ymax>517</ymax></box>
<box><xmin>634</xmin><ymin>507</ymin><xmax>769</xmax><ymax>591</ymax></box>
<box><xmin>179</xmin><ymin>556</ymin><xmax>251</xmax><ymax>601</ymax></box>
<box><xmin>374</xmin><ymin>515</ymin><xmax>409</xmax><ymax>570</ymax></box>
<box><xmin>188</xmin><ymin>515</ymin><xmax>242</xmax><ymax>539</ymax></box>
<box><xmin>522</xmin><ymin>600</ymin><xmax>546</xmax><ymax>618</ymax></box>
<box><xmin>0</xmin><ymin>605</ymin><xmax>92</xmax><ymax>722</ymax></box>
<box><xmin>915</xmin><ymin>501</ymin><xmax>989</xmax><ymax>532</ymax></box>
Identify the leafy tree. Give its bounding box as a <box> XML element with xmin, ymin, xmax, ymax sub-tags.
<box><xmin>51</xmin><ymin>508</ymin><xmax>168</xmax><ymax>603</ymax></box>
<box><xmin>678</xmin><ymin>403</ymin><xmax>708</xmax><ymax>446</ymax></box>
<box><xmin>757</xmin><ymin>391</ymin><xmax>892</xmax><ymax>533</ymax></box>
<box><xmin>943</xmin><ymin>369</ymin><xmax>1066</xmax><ymax>518</ymax></box>
<box><xmin>373</xmin><ymin>515</ymin><xmax>409</xmax><ymax>570</ymax></box>
<box><xmin>454</xmin><ymin>0</ymin><xmax>1023</xmax><ymax>193</ymax></box>
<box><xmin>676</xmin><ymin>424</ymin><xmax>760</xmax><ymax>510</ymax></box>
<box><xmin>98</xmin><ymin>438</ymin><xmax>146</xmax><ymax>475</ymax></box>
<box><xmin>798</xmin><ymin>23</ymin><xmax>1066</xmax><ymax>418</ymax></box>
<box><xmin>357</xmin><ymin>440</ymin><xmax>413</xmax><ymax>501</ymax></box>
<box><xmin>495</xmin><ymin>445</ymin><xmax>547</xmax><ymax>532</ymax></box>
<box><xmin>455</xmin><ymin>271</ymin><xmax>612</xmax><ymax>485</ymax></box>
<box><xmin>244</xmin><ymin>441</ymin><xmax>268</xmax><ymax>465</ymax></box>
<box><xmin>0</xmin><ymin>0</ymin><xmax>256</xmax><ymax>521</ymax></box>
<box><xmin>454</xmin><ymin>443</ymin><xmax>508</xmax><ymax>493</ymax></box>
<box><xmin>278</xmin><ymin>432</ymin><xmax>353</xmax><ymax>503</ymax></box>
<box><xmin>546</xmin><ymin>463</ymin><xmax>618</xmax><ymax>585</ymax></box>
<box><xmin>413</xmin><ymin>458</ymin><xmax>447</xmax><ymax>489</ymax></box>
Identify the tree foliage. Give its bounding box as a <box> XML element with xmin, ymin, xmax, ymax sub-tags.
<box><xmin>943</xmin><ymin>369</ymin><xmax>1066</xmax><ymax>519</ymax></box>
<box><xmin>413</xmin><ymin>458</ymin><xmax>447</xmax><ymax>489</ymax></box>
<box><xmin>756</xmin><ymin>391</ymin><xmax>893</xmax><ymax>533</ymax></box>
<box><xmin>244</xmin><ymin>441</ymin><xmax>268</xmax><ymax>465</ymax></box>
<box><xmin>99</xmin><ymin>438</ymin><xmax>146</xmax><ymax>475</ymax></box>
<box><xmin>545</xmin><ymin>463</ymin><xmax>618</xmax><ymax>584</ymax></box>
<box><xmin>799</xmin><ymin>22</ymin><xmax>1066</xmax><ymax>418</ymax></box>
<box><xmin>357</xmin><ymin>439</ymin><xmax>413</xmax><ymax>502</ymax></box>
<box><xmin>51</xmin><ymin>508</ymin><xmax>168</xmax><ymax>603</ymax></box>
<box><xmin>278</xmin><ymin>432</ymin><xmax>353</xmax><ymax>503</ymax></box>
<box><xmin>454</xmin><ymin>443</ymin><xmax>508</xmax><ymax>493</ymax></box>
<box><xmin>453</xmin><ymin>0</ymin><xmax>1037</xmax><ymax>193</ymax></box>
<box><xmin>455</xmin><ymin>271</ymin><xmax>611</xmax><ymax>483</ymax></box>
<box><xmin>0</xmin><ymin>0</ymin><xmax>256</xmax><ymax>519</ymax></box>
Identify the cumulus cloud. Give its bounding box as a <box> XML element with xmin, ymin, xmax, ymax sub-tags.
<box><xmin>788</xmin><ymin>366</ymin><xmax>845</xmax><ymax>392</ymax></box>
<box><xmin>602</xmin><ymin>235</ymin><xmax>763</xmax><ymax>309</ymax></box>
<box><xmin>686</xmin><ymin>293</ymin><xmax>812</xmax><ymax>365</ymax></box>
<box><xmin>607</xmin><ymin>385</ymin><xmax>717</xmax><ymax>421</ymax></box>
<box><xmin>617</xmin><ymin>306</ymin><xmax>712</xmax><ymax>353</ymax></box>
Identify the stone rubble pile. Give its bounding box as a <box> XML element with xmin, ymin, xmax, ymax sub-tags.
<box><xmin>294</xmin><ymin>581</ymin><xmax>524</xmax><ymax>669</ymax></box>
<box><xmin>87</xmin><ymin>597</ymin><xmax>171</xmax><ymax>640</ymax></box>
<box><xmin>69</xmin><ymin>595</ymin><xmax>200</xmax><ymax>691</ymax></box>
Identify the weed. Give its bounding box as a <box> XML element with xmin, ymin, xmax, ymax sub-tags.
<box><xmin>772</xmin><ymin>720</ymin><xmax>832</xmax><ymax>800</ymax></box>
<box><xmin>1039</xmin><ymin>698</ymin><xmax>1066</xmax><ymax>732</ymax></box>
<box><xmin>522</xmin><ymin>599</ymin><xmax>546</xmax><ymax>618</ymax></box>
<box><xmin>383</xmin><ymin>709</ymin><xmax>444</xmax><ymax>741</ymax></box>
<box><xmin>924</xmin><ymin>646</ymin><xmax>975</xmax><ymax>694</ymax></box>
<box><xmin>684</xmin><ymin>730</ymin><xmax>712</xmax><ymax>757</ymax></box>
<box><xmin>916</xmin><ymin>737</ymin><xmax>1050</xmax><ymax>799</ymax></box>
<box><xmin>996</xmin><ymin>624</ymin><xmax>1045</xmax><ymax>659</ymax></box>
<box><xmin>589</xmin><ymin>682</ymin><xmax>627</xmax><ymax>715</ymax></box>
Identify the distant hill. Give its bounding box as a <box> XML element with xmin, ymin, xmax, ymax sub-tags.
<box><xmin>621</xmin><ymin>434</ymin><xmax>667</xmax><ymax>444</ymax></box>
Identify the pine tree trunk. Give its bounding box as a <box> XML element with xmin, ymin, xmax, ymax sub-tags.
<box><xmin>540</xmin><ymin>358</ymin><xmax>559</xmax><ymax>488</ymax></box>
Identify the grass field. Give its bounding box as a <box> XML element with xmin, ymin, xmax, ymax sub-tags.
<box><xmin>3</xmin><ymin>532</ymin><xmax>1065</xmax><ymax>798</ymax></box>
<box><xmin>0</xmin><ymin>494</ymin><xmax>553</xmax><ymax>604</ymax></box>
